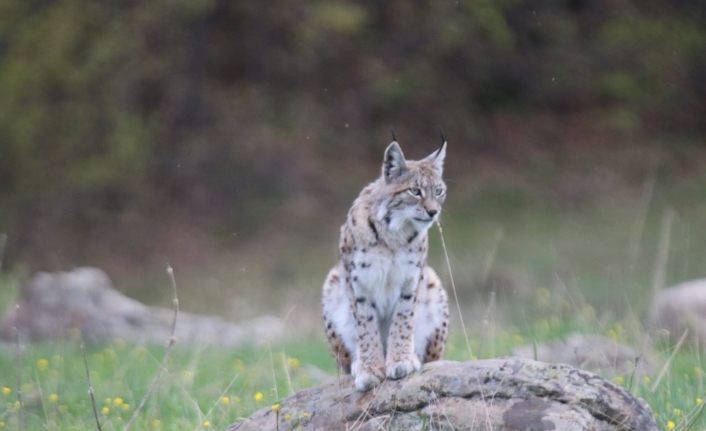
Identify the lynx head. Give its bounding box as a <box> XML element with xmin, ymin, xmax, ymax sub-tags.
<box><xmin>379</xmin><ymin>138</ymin><xmax>447</xmax><ymax>231</ymax></box>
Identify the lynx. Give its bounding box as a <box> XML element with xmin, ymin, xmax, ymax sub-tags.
<box><xmin>322</xmin><ymin>137</ymin><xmax>449</xmax><ymax>392</ymax></box>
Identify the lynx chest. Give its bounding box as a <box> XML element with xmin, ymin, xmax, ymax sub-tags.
<box><xmin>350</xmin><ymin>245</ymin><xmax>424</xmax><ymax>319</ymax></box>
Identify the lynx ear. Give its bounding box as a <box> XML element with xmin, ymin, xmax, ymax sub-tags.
<box><xmin>425</xmin><ymin>141</ymin><xmax>446</xmax><ymax>175</ymax></box>
<box><xmin>382</xmin><ymin>141</ymin><xmax>407</xmax><ymax>183</ymax></box>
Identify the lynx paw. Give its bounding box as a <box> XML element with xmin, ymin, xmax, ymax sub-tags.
<box><xmin>355</xmin><ymin>371</ymin><xmax>383</xmax><ymax>391</ymax></box>
<box><xmin>353</xmin><ymin>362</ymin><xmax>385</xmax><ymax>392</ymax></box>
<box><xmin>386</xmin><ymin>355</ymin><xmax>421</xmax><ymax>380</ymax></box>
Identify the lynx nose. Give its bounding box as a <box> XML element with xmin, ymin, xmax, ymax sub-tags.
<box><xmin>426</xmin><ymin>209</ymin><xmax>438</xmax><ymax>218</ymax></box>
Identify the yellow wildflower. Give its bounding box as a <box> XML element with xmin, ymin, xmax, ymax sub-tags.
<box><xmin>287</xmin><ymin>357</ymin><xmax>301</xmax><ymax>369</ymax></box>
<box><xmin>606</xmin><ymin>322</ymin><xmax>624</xmax><ymax>341</ymax></box>
<box><xmin>113</xmin><ymin>337</ymin><xmax>127</xmax><ymax>350</ymax></box>
<box><xmin>666</xmin><ymin>420</ymin><xmax>675</xmax><ymax>430</ymax></box>
<box><xmin>581</xmin><ymin>304</ymin><xmax>595</xmax><ymax>319</ymax></box>
<box><xmin>1</xmin><ymin>386</ymin><xmax>10</xmax><ymax>396</ymax></box>
<box><xmin>36</xmin><ymin>358</ymin><xmax>49</xmax><ymax>371</ymax></box>
<box><xmin>48</xmin><ymin>393</ymin><xmax>58</xmax><ymax>403</ymax></box>
<box><xmin>233</xmin><ymin>359</ymin><xmax>245</xmax><ymax>373</ymax></box>
<box><xmin>151</xmin><ymin>419</ymin><xmax>162</xmax><ymax>429</ymax></box>
<box><xmin>101</xmin><ymin>407</ymin><xmax>110</xmax><ymax>416</ymax></box>
<box><xmin>697</xmin><ymin>397</ymin><xmax>703</xmax><ymax>406</ymax></box>
<box><xmin>122</xmin><ymin>403</ymin><xmax>130</xmax><ymax>412</ymax></box>
<box><xmin>220</xmin><ymin>396</ymin><xmax>230</xmax><ymax>406</ymax></box>
<box><xmin>0</xmin><ymin>420</ymin><xmax>5</xmax><ymax>429</ymax></box>
<box><xmin>536</xmin><ymin>287</ymin><xmax>551</xmax><ymax>306</ymax></box>
<box><xmin>202</xmin><ymin>420</ymin><xmax>210</xmax><ymax>428</ymax></box>
<box><xmin>535</xmin><ymin>319</ymin><xmax>550</xmax><ymax>334</ymax></box>
<box><xmin>271</xmin><ymin>403</ymin><xmax>281</xmax><ymax>412</ymax></box>
<box><xmin>113</xmin><ymin>397</ymin><xmax>124</xmax><ymax>407</ymax></box>
<box><xmin>254</xmin><ymin>391</ymin><xmax>264</xmax><ymax>402</ymax></box>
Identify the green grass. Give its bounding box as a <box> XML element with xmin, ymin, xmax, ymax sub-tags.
<box><xmin>1</xmin><ymin>290</ymin><xmax>705</xmax><ymax>430</ymax></box>
<box><xmin>1</xmin><ymin>171</ymin><xmax>705</xmax><ymax>430</ymax></box>
<box><xmin>0</xmin><ymin>337</ymin><xmax>336</xmax><ymax>430</ymax></box>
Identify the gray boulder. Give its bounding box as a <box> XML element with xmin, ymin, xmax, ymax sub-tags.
<box><xmin>228</xmin><ymin>358</ymin><xmax>657</xmax><ymax>431</ymax></box>
<box><xmin>649</xmin><ymin>278</ymin><xmax>706</xmax><ymax>345</ymax></box>
<box><xmin>1</xmin><ymin>267</ymin><xmax>282</xmax><ymax>346</ymax></box>
<box><xmin>512</xmin><ymin>333</ymin><xmax>652</xmax><ymax>376</ymax></box>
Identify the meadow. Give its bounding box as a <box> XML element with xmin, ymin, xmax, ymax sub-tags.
<box><xmin>2</xmin><ymin>2</ymin><xmax>705</xmax><ymax>429</ymax></box>
<box><xmin>2</xmin><ymin>233</ymin><xmax>706</xmax><ymax>431</ymax></box>
<box><xmin>2</xmin><ymin>164</ymin><xmax>706</xmax><ymax>430</ymax></box>
<box><xmin>0</xmin><ymin>294</ymin><xmax>705</xmax><ymax>430</ymax></box>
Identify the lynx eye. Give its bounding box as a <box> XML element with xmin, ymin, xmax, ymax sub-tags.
<box><xmin>435</xmin><ymin>187</ymin><xmax>445</xmax><ymax>197</ymax></box>
<box><xmin>407</xmin><ymin>187</ymin><xmax>423</xmax><ymax>198</ymax></box>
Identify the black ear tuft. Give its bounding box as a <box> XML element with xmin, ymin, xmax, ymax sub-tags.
<box><xmin>390</xmin><ymin>128</ymin><xmax>398</xmax><ymax>143</ymax></box>
<box><xmin>423</xmin><ymin>140</ymin><xmax>447</xmax><ymax>175</ymax></box>
<box><xmin>438</xmin><ymin>128</ymin><xmax>446</xmax><ymax>146</ymax></box>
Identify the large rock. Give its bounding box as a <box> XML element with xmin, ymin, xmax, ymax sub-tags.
<box><xmin>512</xmin><ymin>333</ymin><xmax>652</xmax><ymax>376</ymax></box>
<box><xmin>649</xmin><ymin>278</ymin><xmax>706</xmax><ymax>344</ymax></box>
<box><xmin>229</xmin><ymin>358</ymin><xmax>657</xmax><ymax>431</ymax></box>
<box><xmin>0</xmin><ymin>267</ymin><xmax>282</xmax><ymax>346</ymax></box>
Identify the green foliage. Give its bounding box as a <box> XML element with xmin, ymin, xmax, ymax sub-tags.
<box><xmin>1</xmin><ymin>0</ymin><xmax>706</xmax><ymax>266</ymax></box>
<box><xmin>596</xmin><ymin>14</ymin><xmax>706</xmax><ymax>125</ymax></box>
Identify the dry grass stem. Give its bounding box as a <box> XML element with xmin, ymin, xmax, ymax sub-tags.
<box><xmin>0</xmin><ymin>233</ymin><xmax>7</xmax><ymax>272</ymax></box>
<box><xmin>281</xmin><ymin>351</ymin><xmax>294</xmax><ymax>396</ymax></box>
<box><xmin>480</xmin><ymin>228</ymin><xmax>504</xmax><ymax>285</ymax></box>
<box><xmin>267</xmin><ymin>343</ymin><xmax>279</xmax><ymax>401</ymax></box>
<box><xmin>14</xmin><ymin>304</ymin><xmax>25</xmax><ymax>431</ymax></box>
<box><xmin>80</xmin><ymin>341</ymin><xmax>103</xmax><ymax>431</ymax></box>
<box><xmin>435</xmin><ymin>221</ymin><xmax>473</xmax><ymax>358</ymax></box>
<box><xmin>123</xmin><ymin>263</ymin><xmax>180</xmax><ymax>431</ymax></box>
<box><xmin>627</xmin><ymin>175</ymin><xmax>655</xmax><ymax>270</ymax></box>
<box><xmin>436</xmin><ymin>222</ymin><xmax>493</xmax><ymax>428</ymax></box>
<box><xmin>651</xmin><ymin>328</ymin><xmax>689</xmax><ymax>393</ymax></box>
<box><xmin>195</xmin><ymin>373</ymin><xmax>240</xmax><ymax>431</ymax></box>
<box><xmin>279</xmin><ymin>306</ymin><xmax>298</xmax><ymax>396</ymax></box>
<box><xmin>652</xmin><ymin>208</ymin><xmax>674</xmax><ymax>295</ymax></box>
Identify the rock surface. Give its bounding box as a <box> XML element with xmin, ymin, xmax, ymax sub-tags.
<box><xmin>0</xmin><ymin>267</ymin><xmax>282</xmax><ymax>346</ymax></box>
<box><xmin>512</xmin><ymin>333</ymin><xmax>652</xmax><ymax>376</ymax></box>
<box><xmin>229</xmin><ymin>358</ymin><xmax>657</xmax><ymax>431</ymax></box>
<box><xmin>649</xmin><ymin>278</ymin><xmax>706</xmax><ymax>345</ymax></box>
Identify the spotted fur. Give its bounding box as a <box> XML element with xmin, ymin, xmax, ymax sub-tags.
<box><xmin>321</xmin><ymin>139</ymin><xmax>450</xmax><ymax>391</ymax></box>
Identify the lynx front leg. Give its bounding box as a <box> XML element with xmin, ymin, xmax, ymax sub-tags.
<box><xmin>345</xmin><ymin>265</ymin><xmax>385</xmax><ymax>391</ymax></box>
<box><xmin>385</xmin><ymin>282</ymin><xmax>421</xmax><ymax>380</ymax></box>
<box><xmin>351</xmin><ymin>294</ymin><xmax>385</xmax><ymax>391</ymax></box>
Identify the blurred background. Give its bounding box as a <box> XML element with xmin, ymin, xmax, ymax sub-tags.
<box><xmin>1</xmin><ymin>0</ymin><xmax>705</xmax><ymax>328</ymax></box>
